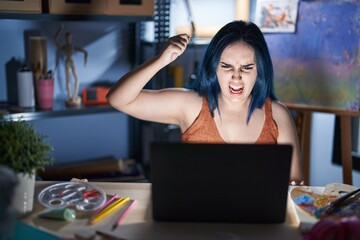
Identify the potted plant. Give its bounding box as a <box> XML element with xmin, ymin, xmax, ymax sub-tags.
<box><xmin>0</xmin><ymin>114</ymin><xmax>53</xmax><ymax>214</ymax></box>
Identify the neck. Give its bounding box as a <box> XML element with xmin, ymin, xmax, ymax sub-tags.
<box><xmin>218</xmin><ymin>95</ymin><xmax>251</xmax><ymax>114</ymax></box>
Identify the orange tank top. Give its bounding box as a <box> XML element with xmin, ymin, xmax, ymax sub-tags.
<box><xmin>182</xmin><ymin>98</ymin><xmax>278</xmax><ymax>144</ymax></box>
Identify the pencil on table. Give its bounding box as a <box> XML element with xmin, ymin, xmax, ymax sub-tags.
<box><xmin>88</xmin><ymin>197</ymin><xmax>130</xmax><ymax>225</ymax></box>
<box><xmin>92</xmin><ymin>193</ymin><xmax>119</xmax><ymax>216</ymax></box>
<box><xmin>111</xmin><ymin>199</ymin><xmax>137</xmax><ymax>230</ymax></box>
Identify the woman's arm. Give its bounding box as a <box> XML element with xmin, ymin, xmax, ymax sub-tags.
<box><xmin>272</xmin><ymin>102</ymin><xmax>305</xmax><ymax>185</ymax></box>
<box><xmin>106</xmin><ymin>34</ymin><xmax>191</xmax><ymax>125</ymax></box>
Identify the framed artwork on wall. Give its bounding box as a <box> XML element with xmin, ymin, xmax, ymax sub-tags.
<box><xmin>254</xmin><ymin>0</ymin><xmax>299</xmax><ymax>33</ymax></box>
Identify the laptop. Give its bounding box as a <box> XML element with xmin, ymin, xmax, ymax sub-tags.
<box><xmin>150</xmin><ymin>142</ymin><xmax>292</xmax><ymax>223</ymax></box>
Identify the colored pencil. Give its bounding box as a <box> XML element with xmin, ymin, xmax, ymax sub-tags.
<box><xmin>88</xmin><ymin>197</ymin><xmax>130</xmax><ymax>225</ymax></box>
<box><xmin>111</xmin><ymin>199</ymin><xmax>137</xmax><ymax>230</ymax></box>
<box><xmin>92</xmin><ymin>193</ymin><xmax>119</xmax><ymax>216</ymax></box>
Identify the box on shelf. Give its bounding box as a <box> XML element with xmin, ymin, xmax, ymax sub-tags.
<box><xmin>48</xmin><ymin>0</ymin><xmax>106</xmax><ymax>15</ymax></box>
<box><xmin>0</xmin><ymin>0</ymin><xmax>42</xmax><ymax>13</ymax></box>
<box><xmin>106</xmin><ymin>0</ymin><xmax>154</xmax><ymax>16</ymax></box>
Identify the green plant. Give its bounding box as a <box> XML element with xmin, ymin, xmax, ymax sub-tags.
<box><xmin>0</xmin><ymin>115</ymin><xmax>53</xmax><ymax>176</ymax></box>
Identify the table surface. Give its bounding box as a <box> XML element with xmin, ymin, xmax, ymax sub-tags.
<box><xmin>20</xmin><ymin>181</ymin><xmax>306</xmax><ymax>240</ymax></box>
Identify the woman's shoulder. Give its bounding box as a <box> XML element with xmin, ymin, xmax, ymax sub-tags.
<box><xmin>179</xmin><ymin>89</ymin><xmax>203</xmax><ymax>109</ymax></box>
<box><xmin>166</xmin><ymin>89</ymin><xmax>203</xmax><ymax>131</ymax></box>
<box><xmin>271</xmin><ymin>100</ymin><xmax>290</xmax><ymax>114</ymax></box>
<box><xmin>270</xmin><ymin>100</ymin><xmax>294</xmax><ymax>126</ymax></box>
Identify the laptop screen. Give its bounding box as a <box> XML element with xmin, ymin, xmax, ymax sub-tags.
<box><xmin>150</xmin><ymin>142</ymin><xmax>292</xmax><ymax>223</ymax></box>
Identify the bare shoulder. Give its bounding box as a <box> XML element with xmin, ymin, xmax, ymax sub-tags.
<box><xmin>171</xmin><ymin>88</ymin><xmax>203</xmax><ymax>113</ymax></box>
<box><xmin>271</xmin><ymin>100</ymin><xmax>290</xmax><ymax>115</ymax></box>
<box><xmin>164</xmin><ymin>88</ymin><xmax>203</xmax><ymax>130</ymax></box>
<box><xmin>271</xmin><ymin>100</ymin><xmax>294</xmax><ymax>126</ymax></box>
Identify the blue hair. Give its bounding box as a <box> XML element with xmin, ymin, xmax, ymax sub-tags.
<box><xmin>190</xmin><ymin>20</ymin><xmax>277</xmax><ymax>123</ymax></box>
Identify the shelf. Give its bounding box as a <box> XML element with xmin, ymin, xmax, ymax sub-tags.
<box><xmin>2</xmin><ymin>100</ymin><xmax>116</xmax><ymax>121</ymax></box>
<box><xmin>0</xmin><ymin>12</ymin><xmax>150</xmax><ymax>121</ymax></box>
<box><xmin>142</xmin><ymin>38</ymin><xmax>211</xmax><ymax>47</ymax></box>
<box><xmin>0</xmin><ymin>12</ymin><xmax>153</xmax><ymax>22</ymax></box>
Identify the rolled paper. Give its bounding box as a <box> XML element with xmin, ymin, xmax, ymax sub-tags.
<box><xmin>38</xmin><ymin>208</ymin><xmax>76</xmax><ymax>221</ymax></box>
<box><xmin>30</xmin><ymin>36</ymin><xmax>47</xmax><ymax>78</ymax></box>
<box><xmin>235</xmin><ymin>0</ymin><xmax>250</xmax><ymax>21</ymax></box>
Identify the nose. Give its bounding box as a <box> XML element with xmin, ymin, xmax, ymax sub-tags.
<box><xmin>232</xmin><ymin>69</ymin><xmax>242</xmax><ymax>80</ymax></box>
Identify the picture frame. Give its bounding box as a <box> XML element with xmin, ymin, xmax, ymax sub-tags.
<box><xmin>254</xmin><ymin>0</ymin><xmax>299</xmax><ymax>33</ymax></box>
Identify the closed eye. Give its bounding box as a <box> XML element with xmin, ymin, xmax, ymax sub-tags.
<box><xmin>220</xmin><ymin>62</ymin><xmax>232</xmax><ymax>70</ymax></box>
<box><xmin>241</xmin><ymin>64</ymin><xmax>255</xmax><ymax>72</ymax></box>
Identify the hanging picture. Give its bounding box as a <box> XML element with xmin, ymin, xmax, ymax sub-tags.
<box><xmin>255</xmin><ymin>0</ymin><xmax>299</xmax><ymax>33</ymax></box>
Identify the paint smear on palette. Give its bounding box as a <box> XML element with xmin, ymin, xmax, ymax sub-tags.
<box><xmin>291</xmin><ymin>185</ymin><xmax>360</xmax><ymax>219</ymax></box>
<box><xmin>290</xmin><ymin>186</ymin><xmax>337</xmax><ymax>217</ymax></box>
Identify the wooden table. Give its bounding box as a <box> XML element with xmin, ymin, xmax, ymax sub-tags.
<box><xmin>19</xmin><ymin>181</ymin><xmax>305</xmax><ymax>240</ymax></box>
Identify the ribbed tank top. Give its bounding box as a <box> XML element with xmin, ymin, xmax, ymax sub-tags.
<box><xmin>182</xmin><ymin>98</ymin><xmax>278</xmax><ymax>144</ymax></box>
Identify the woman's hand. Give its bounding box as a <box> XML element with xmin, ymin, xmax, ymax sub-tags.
<box><xmin>158</xmin><ymin>34</ymin><xmax>190</xmax><ymax>66</ymax></box>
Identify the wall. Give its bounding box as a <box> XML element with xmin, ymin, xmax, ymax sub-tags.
<box><xmin>0</xmin><ymin>20</ymin><xmax>132</xmax><ymax>165</ymax></box>
<box><xmin>29</xmin><ymin>112</ymin><xmax>129</xmax><ymax>165</ymax></box>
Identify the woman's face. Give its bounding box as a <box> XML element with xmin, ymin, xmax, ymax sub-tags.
<box><xmin>216</xmin><ymin>42</ymin><xmax>257</xmax><ymax>103</ymax></box>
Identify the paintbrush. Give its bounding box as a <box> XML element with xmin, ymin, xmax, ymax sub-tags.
<box><xmin>314</xmin><ymin>187</ymin><xmax>360</xmax><ymax>219</ymax></box>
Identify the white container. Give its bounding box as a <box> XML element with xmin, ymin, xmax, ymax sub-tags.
<box><xmin>13</xmin><ymin>172</ymin><xmax>35</xmax><ymax>214</ymax></box>
<box><xmin>17</xmin><ymin>66</ymin><xmax>35</xmax><ymax>108</ymax></box>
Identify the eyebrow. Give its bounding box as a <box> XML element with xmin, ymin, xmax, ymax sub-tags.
<box><xmin>219</xmin><ymin>62</ymin><xmax>255</xmax><ymax>68</ymax></box>
<box><xmin>241</xmin><ymin>63</ymin><xmax>255</xmax><ymax>68</ymax></box>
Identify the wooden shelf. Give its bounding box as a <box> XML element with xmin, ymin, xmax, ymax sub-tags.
<box><xmin>0</xmin><ymin>12</ymin><xmax>153</xmax><ymax>22</ymax></box>
<box><xmin>2</xmin><ymin>100</ymin><xmax>115</xmax><ymax>121</ymax></box>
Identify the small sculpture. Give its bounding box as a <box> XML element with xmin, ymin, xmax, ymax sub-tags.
<box><xmin>55</xmin><ymin>24</ymin><xmax>88</xmax><ymax>107</ymax></box>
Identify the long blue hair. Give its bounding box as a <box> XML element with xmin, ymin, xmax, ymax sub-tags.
<box><xmin>190</xmin><ymin>20</ymin><xmax>277</xmax><ymax>123</ymax></box>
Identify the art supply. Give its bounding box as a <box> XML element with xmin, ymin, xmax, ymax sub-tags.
<box><xmin>91</xmin><ymin>193</ymin><xmax>119</xmax><ymax>217</ymax></box>
<box><xmin>291</xmin><ymin>184</ymin><xmax>360</xmax><ymax>222</ymax></box>
<box><xmin>36</xmin><ymin>77</ymin><xmax>54</xmax><ymax>110</ymax></box>
<box><xmin>316</xmin><ymin>187</ymin><xmax>360</xmax><ymax>219</ymax></box>
<box><xmin>111</xmin><ymin>199</ymin><xmax>137</xmax><ymax>230</ymax></box>
<box><xmin>38</xmin><ymin>182</ymin><xmax>106</xmax><ymax>212</ymax></box>
<box><xmin>88</xmin><ymin>197</ymin><xmax>130</xmax><ymax>225</ymax></box>
<box><xmin>38</xmin><ymin>207</ymin><xmax>76</xmax><ymax>221</ymax></box>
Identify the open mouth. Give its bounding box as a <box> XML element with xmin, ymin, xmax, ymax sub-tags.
<box><xmin>229</xmin><ymin>86</ymin><xmax>243</xmax><ymax>94</ymax></box>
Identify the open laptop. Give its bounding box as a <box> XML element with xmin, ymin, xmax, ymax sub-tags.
<box><xmin>150</xmin><ymin>142</ymin><xmax>292</xmax><ymax>223</ymax></box>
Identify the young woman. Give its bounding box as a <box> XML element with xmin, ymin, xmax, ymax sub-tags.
<box><xmin>107</xmin><ymin>20</ymin><xmax>304</xmax><ymax>185</ymax></box>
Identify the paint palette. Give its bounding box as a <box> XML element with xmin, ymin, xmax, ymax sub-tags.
<box><xmin>291</xmin><ymin>183</ymin><xmax>358</xmax><ymax>218</ymax></box>
<box><xmin>38</xmin><ymin>182</ymin><xmax>106</xmax><ymax>211</ymax></box>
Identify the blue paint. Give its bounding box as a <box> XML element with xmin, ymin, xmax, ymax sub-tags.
<box><xmin>293</xmin><ymin>194</ymin><xmax>314</xmax><ymax>205</ymax></box>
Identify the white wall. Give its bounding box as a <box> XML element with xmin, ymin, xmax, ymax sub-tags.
<box><xmin>310</xmin><ymin>113</ymin><xmax>360</xmax><ymax>186</ymax></box>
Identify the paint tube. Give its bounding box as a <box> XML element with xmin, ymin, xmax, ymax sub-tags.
<box><xmin>38</xmin><ymin>207</ymin><xmax>76</xmax><ymax>221</ymax></box>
